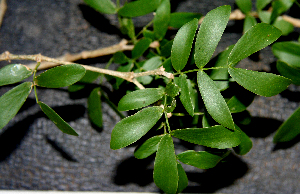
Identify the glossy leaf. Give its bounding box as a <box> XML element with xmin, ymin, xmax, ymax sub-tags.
<box><xmin>118</xmin><ymin>0</ymin><xmax>160</xmax><ymax>17</ymax></box>
<box><xmin>273</xmin><ymin>106</ymin><xmax>300</xmax><ymax>142</ymax></box>
<box><xmin>176</xmin><ymin>162</ymin><xmax>188</xmax><ymax>193</ymax></box>
<box><xmin>154</xmin><ymin>134</ymin><xmax>178</xmax><ymax>194</ymax></box>
<box><xmin>134</xmin><ymin>135</ymin><xmax>163</xmax><ymax>159</ymax></box>
<box><xmin>235</xmin><ymin>0</ymin><xmax>252</xmax><ymax>14</ymax></box>
<box><xmin>84</xmin><ymin>0</ymin><xmax>117</xmax><ymax>14</ymax></box>
<box><xmin>35</xmin><ymin>64</ymin><xmax>86</xmax><ymax>88</ymax></box>
<box><xmin>171</xmin><ymin>125</ymin><xmax>241</xmax><ymax>149</ymax></box>
<box><xmin>118</xmin><ymin>88</ymin><xmax>165</xmax><ymax>111</ymax></box>
<box><xmin>194</xmin><ymin>5</ymin><xmax>231</xmax><ymax>68</ymax></box>
<box><xmin>110</xmin><ymin>106</ymin><xmax>163</xmax><ymax>149</ymax></box>
<box><xmin>228</xmin><ymin>23</ymin><xmax>282</xmax><ymax>66</ymax></box>
<box><xmin>256</xmin><ymin>0</ymin><xmax>271</xmax><ymax>10</ymax></box>
<box><xmin>165</xmin><ymin>82</ymin><xmax>180</xmax><ymax>97</ymax></box>
<box><xmin>0</xmin><ymin>64</ymin><xmax>33</xmax><ymax>86</ymax></box>
<box><xmin>272</xmin><ymin>41</ymin><xmax>300</xmax><ymax>68</ymax></box>
<box><xmin>243</xmin><ymin>15</ymin><xmax>257</xmax><ymax>34</ymax></box>
<box><xmin>233</xmin><ymin>125</ymin><xmax>252</xmax><ymax>155</ymax></box>
<box><xmin>177</xmin><ymin>150</ymin><xmax>223</xmax><ymax>169</ymax></box>
<box><xmin>0</xmin><ymin>82</ymin><xmax>32</xmax><ymax>130</ymax></box>
<box><xmin>153</xmin><ymin>0</ymin><xmax>171</xmax><ymax>39</ymax></box>
<box><xmin>175</xmin><ymin>74</ymin><xmax>194</xmax><ymax>116</ymax></box>
<box><xmin>228</xmin><ymin>67</ymin><xmax>292</xmax><ymax>97</ymax></box>
<box><xmin>197</xmin><ymin>70</ymin><xmax>235</xmax><ymax>130</ymax></box>
<box><xmin>171</xmin><ymin>18</ymin><xmax>198</xmax><ymax>71</ymax></box>
<box><xmin>38</xmin><ymin>101</ymin><xmax>78</xmax><ymax>136</ymax></box>
<box><xmin>132</xmin><ymin>38</ymin><xmax>152</xmax><ymax>59</ymax></box>
<box><xmin>88</xmin><ymin>87</ymin><xmax>102</xmax><ymax>128</ymax></box>
<box><xmin>142</xmin><ymin>56</ymin><xmax>162</xmax><ymax>71</ymax></box>
<box><xmin>169</xmin><ymin>12</ymin><xmax>202</xmax><ymax>28</ymax></box>
<box><xmin>276</xmin><ymin>60</ymin><xmax>300</xmax><ymax>85</ymax></box>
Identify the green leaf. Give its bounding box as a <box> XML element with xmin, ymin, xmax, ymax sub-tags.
<box><xmin>143</xmin><ymin>29</ymin><xmax>155</xmax><ymax>41</ymax></box>
<box><xmin>35</xmin><ymin>64</ymin><xmax>86</xmax><ymax>88</ymax></box>
<box><xmin>177</xmin><ymin>150</ymin><xmax>224</xmax><ymax>169</ymax></box>
<box><xmin>270</xmin><ymin>0</ymin><xmax>294</xmax><ymax>24</ymax></box>
<box><xmin>88</xmin><ymin>87</ymin><xmax>102</xmax><ymax>128</ymax></box>
<box><xmin>235</xmin><ymin>0</ymin><xmax>252</xmax><ymax>14</ymax></box>
<box><xmin>256</xmin><ymin>0</ymin><xmax>271</xmax><ymax>10</ymax></box>
<box><xmin>171</xmin><ymin>125</ymin><xmax>241</xmax><ymax>149</ymax></box>
<box><xmin>118</xmin><ymin>0</ymin><xmax>161</xmax><ymax>17</ymax></box>
<box><xmin>197</xmin><ymin>70</ymin><xmax>235</xmax><ymax>130</ymax></box>
<box><xmin>113</xmin><ymin>52</ymin><xmax>129</xmax><ymax>64</ymax></box>
<box><xmin>132</xmin><ymin>38</ymin><xmax>152</xmax><ymax>59</ymax></box>
<box><xmin>272</xmin><ymin>41</ymin><xmax>300</xmax><ymax>68</ymax></box>
<box><xmin>176</xmin><ymin>162</ymin><xmax>188</xmax><ymax>193</ymax></box>
<box><xmin>169</xmin><ymin>12</ymin><xmax>202</xmax><ymax>28</ymax></box>
<box><xmin>228</xmin><ymin>23</ymin><xmax>282</xmax><ymax>66</ymax></box>
<box><xmin>119</xmin><ymin>17</ymin><xmax>135</xmax><ymax>39</ymax></box>
<box><xmin>118</xmin><ymin>88</ymin><xmax>165</xmax><ymax>111</ymax></box>
<box><xmin>171</xmin><ymin>18</ymin><xmax>198</xmax><ymax>71</ymax></box>
<box><xmin>233</xmin><ymin>125</ymin><xmax>252</xmax><ymax>155</ymax></box>
<box><xmin>110</xmin><ymin>106</ymin><xmax>163</xmax><ymax>149</ymax></box>
<box><xmin>38</xmin><ymin>101</ymin><xmax>78</xmax><ymax>136</ymax></box>
<box><xmin>154</xmin><ymin>134</ymin><xmax>178</xmax><ymax>194</ymax></box>
<box><xmin>227</xmin><ymin>96</ymin><xmax>247</xmax><ymax>113</ymax></box>
<box><xmin>194</xmin><ymin>5</ymin><xmax>231</xmax><ymax>68</ymax></box>
<box><xmin>142</xmin><ymin>56</ymin><xmax>162</xmax><ymax>71</ymax></box>
<box><xmin>276</xmin><ymin>60</ymin><xmax>300</xmax><ymax>85</ymax></box>
<box><xmin>0</xmin><ymin>82</ymin><xmax>32</xmax><ymax>130</ymax></box>
<box><xmin>134</xmin><ymin>135</ymin><xmax>163</xmax><ymax>159</ymax></box>
<box><xmin>165</xmin><ymin>82</ymin><xmax>180</xmax><ymax>97</ymax></box>
<box><xmin>273</xmin><ymin>106</ymin><xmax>300</xmax><ymax>142</ymax></box>
<box><xmin>165</xmin><ymin>98</ymin><xmax>176</xmax><ymax>113</ymax></box>
<box><xmin>84</xmin><ymin>0</ymin><xmax>117</xmax><ymax>14</ymax></box>
<box><xmin>0</xmin><ymin>64</ymin><xmax>33</xmax><ymax>86</ymax></box>
<box><xmin>175</xmin><ymin>74</ymin><xmax>194</xmax><ymax>116</ymax></box>
<box><xmin>228</xmin><ymin>67</ymin><xmax>292</xmax><ymax>97</ymax></box>
<box><xmin>115</xmin><ymin>62</ymin><xmax>134</xmax><ymax>88</ymax></box>
<box><xmin>243</xmin><ymin>15</ymin><xmax>257</xmax><ymax>34</ymax></box>
<box><xmin>153</xmin><ymin>0</ymin><xmax>171</xmax><ymax>40</ymax></box>
<box><xmin>161</xmin><ymin>40</ymin><xmax>173</xmax><ymax>57</ymax></box>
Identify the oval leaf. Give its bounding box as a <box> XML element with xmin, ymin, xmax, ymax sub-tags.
<box><xmin>88</xmin><ymin>87</ymin><xmax>102</xmax><ymax>128</ymax></box>
<box><xmin>154</xmin><ymin>134</ymin><xmax>178</xmax><ymax>194</ymax></box>
<box><xmin>276</xmin><ymin>60</ymin><xmax>300</xmax><ymax>85</ymax></box>
<box><xmin>197</xmin><ymin>70</ymin><xmax>235</xmax><ymax>130</ymax></box>
<box><xmin>171</xmin><ymin>18</ymin><xmax>198</xmax><ymax>71</ymax></box>
<box><xmin>153</xmin><ymin>0</ymin><xmax>171</xmax><ymax>40</ymax></box>
<box><xmin>38</xmin><ymin>101</ymin><xmax>78</xmax><ymax>136</ymax></box>
<box><xmin>170</xmin><ymin>12</ymin><xmax>202</xmax><ymax>29</ymax></box>
<box><xmin>233</xmin><ymin>125</ymin><xmax>252</xmax><ymax>155</ymax></box>
<box><xmin>84</xmin><ymin>0</ymin><xmax>117</xmax><ymax>14</ymax></box>
<box><xmin>273</xmin><ymin>106</ymin><xmax>300</xmax><ymax>142</ymax></box>
<box><xmin>175</xmin><ymin>74</ymin><xmax>194</xmax><ymax>116</ymax></box>
<box><xmin>194</xmin><ymin>5</ymin><xmax>231</xmax><ymax>68</ymax></box>
<box><xmin>272</xmin><ymin>41</ymin><xmax>300</xmax><ymax>68</ymax></box>
<box><xmin>132</xmin><ymin>38</ymin><xmax>152</xmax><ymax>59</ymax></box>
<box><xmin>118</xmin><ymin>88</ymin><xmax>165</xmax><ymax>111</ymax></box>
<box><xmin>228</xmin><ymin>67</ymin><xmax>292</xmax><ymax>97</ymax></box>
<box><xmin>118</xmin><ymin>0</ymin><xmax>160</xmax><ymax>17</ymax></box>
<box><xmin>110</xmin><ymin>106</ymin><xmax>163</xmax><ymax>149</ymax></box>
<box><xmin>177</xmin><ymin>150</ymin><xmax>223</xmax><ymax>169</ymax></box>
<box><xmin>228</xmin><ymin>23</ymin><xmax>281</xmax><ymax>66</ymax></box>
<box><xmin>0</xmin><ymin>64</ymin><xmax>33</xmax><ymax>86</ymax></box>
<box><xmin>176</xmin><ymin>162</ymin><xmax>188</xmax><ymax>193</ymax></box>
<box><xmin>35</xmin><ymin>64</ymin><xmax>86</xmax><ymax>88</ymax></box>
<box><xmin>171</xmin><ymin>125</ymin><xmax>241</xmax><ymax>149</ymax></box>
<box><xmin>0</xmin><ymin>82</ymin><xmax>32</xmax><ymax>130</ymax></box>
<box><xmin>165</xmin><ymin>82</ymin><xmax>180</xmax><ymax>97</ymax></box>
<box><xmin>243</xmin><ymin>15</ymin><xmax>257</xmax><ymax>34</ymax></box>
<box><xmin>142</xmin><ymin>56</ymin><xmax>162</xmax><ymax>71</ymax></box>
<box><xmin>134</xmin><ymin>135</ymin><xmax>163</xmax><ymax>159</ymax></box>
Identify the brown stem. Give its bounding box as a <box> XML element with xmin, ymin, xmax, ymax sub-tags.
<box><xmin>0</xmin><ymin>0</ymin><xmax>7</xmax><ymax>28</ymax></box>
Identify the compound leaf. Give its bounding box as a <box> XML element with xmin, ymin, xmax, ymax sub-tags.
<box><xmin>272</xmin><ymin>41</ymin><xmax>300</xmax><ymax>68</ymax></box>
<box><xmin>171</xmin><ymin>125</ymin><xmax>241</xmax><ymax>149</ymax></box>
<box><xmin>176</xmin><ymin>162</ymin><xmax>188</xmax><ymax>193</ymax></box>
<box><xmin>273</xmin><ymin>106</ymin><xmax>300</xmax><ymax>142</ymax></box>
<box><xmin>175</xmin><ymin>74</ymin><xmax>194</xmax><ymax>116</ymax></box>
<box><xmin>132</xmin><ymin>38</ymin><xmax>152</xmax><ymax>59</ymax></box>
<box><xmin>228</xmin><ymin>23</ymin><xmax>282</xmax><ymax>66</ymax></box>
<box><xmin>118</xmin><ymin>0</ymin><xmax>160</xmax><ymax>17</ymax></box>
<box><xmin>134</xmin><ymin>135</ymin><xmax>163</xmax><ymax>159</ymax></box>
<box><xmin>0</xmin><ymin>82</ymin><xmax>32</xmax><ymax>130</ymax></box>
<box><xmin>228</xmin><ymin>67</ymin><xmax>292</xmax><ymax>97</ymax></box>
<box><xmin>38</xmin><ymin>101</ymin><xmax>78</xmax><ymax>136</ymax></box>
<box><xmin>153</xmin><ymin>0</ymin><xmax>171</xmax><ymax>40</ymax></box>
<box><xmin>84</xmin><ymin>0</ymin><xmax>117</xmax><ymax>14</ymax></box>
<box><xmin>110</xmin><ymin>106</ymin><xmax>163</xmax><ymax>149</ymax></box>
<box><xmin>177</xmin><ymin>150</ymin><xmax>223</xmax><ymax>169</ymax></box>
<box><xmin>197</xmin><ymin>70</ymin><xmax>235</xmax><ymax>130</ymax></box>
<box><xmin>35</xmin><ymin>64</ymin><xmax>86</xmax><ymax>88</ymax></box>
<box><xmin>154</xmin><ymin>134</ymin><xmax>178</xmax><ymax>194</ymax></box>
<box><xmin>233</xmin><ymin>125</ymin><xmax>252</xmax><ymax>155</ymax></box>
<box><xmin>169</xmin><ymin>12</ymin><xmax>202</xmax><ymax>28</ymax></box>
<box><xmin>194</xmin><ymin>5</ymin><xmax>231</xmax><ymax>68</ymax></box>
<box><xmin>0</xmin><ymin>64</ymin><xmax>33</xmax><ymax>86</ymax></box>
<box><xmin>88</xmin><ymin>87</ymin><xmax>102</xmax><ymax>128</ymax></box>
<box><xmin>276</xmin><ymin>60</ymin><xmax>300</xmax><ymax>85</ymax></box>
<box><xmin>118</xmin><ymin>88</ymin><xmax>165</xmax><ymax>111</ymax></box>
<box><xmin>171</xmin><ymin>18</ymin><xmax>198</xmax><ymax>71</ymax></box>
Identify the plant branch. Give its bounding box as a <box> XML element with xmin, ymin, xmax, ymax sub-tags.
<box><xmin>0</xmin><ymin>0</ymin><xmax>7</xmax><ymax>28</ymax></box>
